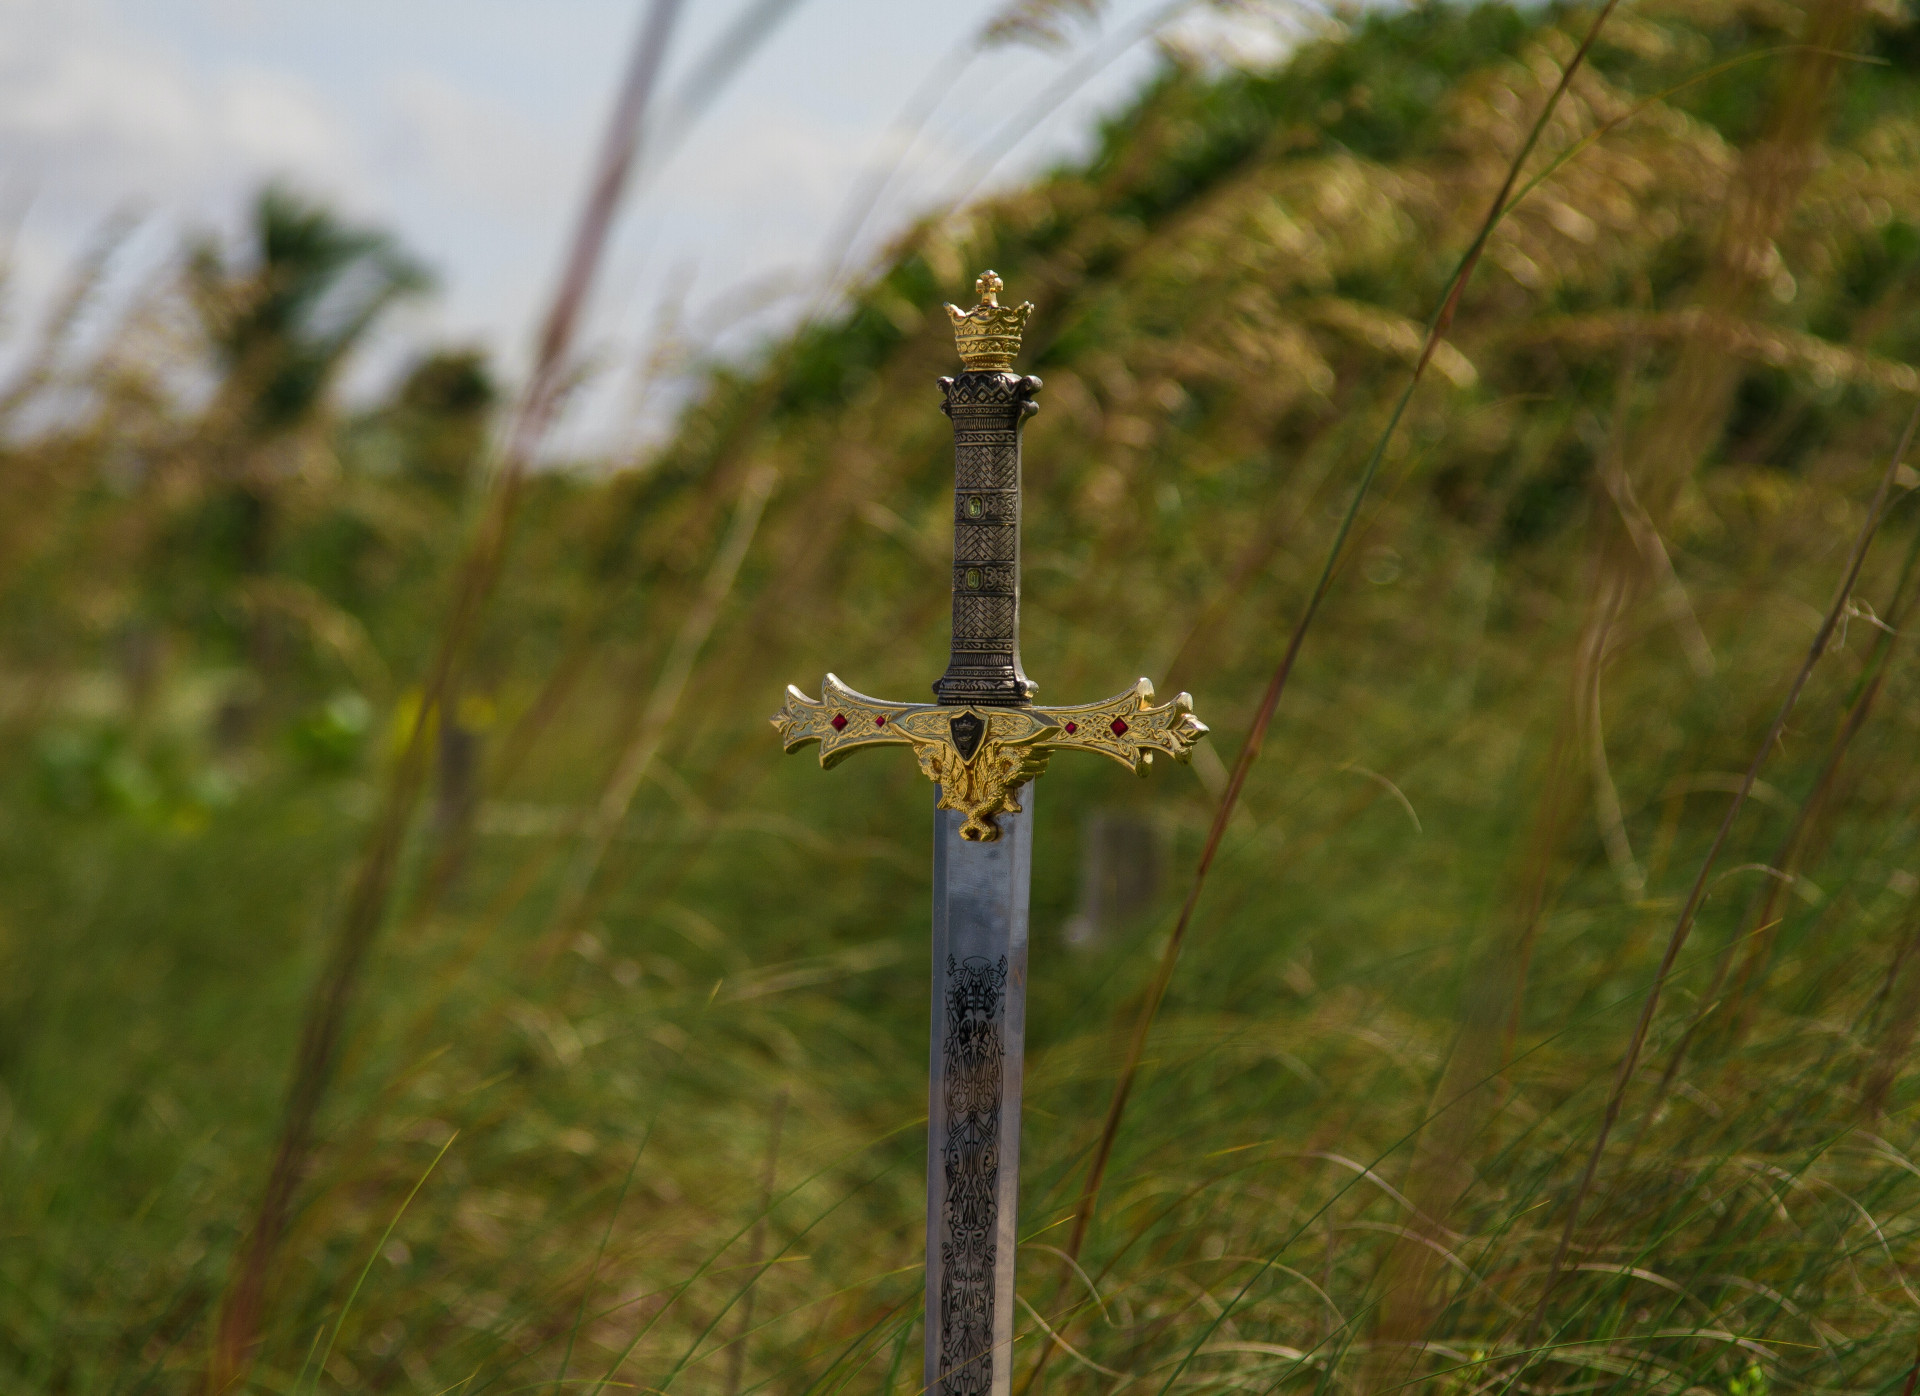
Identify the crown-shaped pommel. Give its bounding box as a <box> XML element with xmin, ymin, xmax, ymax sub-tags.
<box><xmin>945</xmin><ymin>270</ymin><xmax>1033</xmax><ymax>371</ymax></box>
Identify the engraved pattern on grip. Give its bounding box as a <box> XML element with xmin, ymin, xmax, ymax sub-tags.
<box><xmin>944</xmin><ymin>373</ymin><xmax>1030</xmax><ymax>407</ymax></box>
<box><xmin>953</xmin><ymin>494</ymin><xmax>1016</xmax><ymax>523</ymax></box>
<box><xmin>955</xmin><ymin>524</ymin><xmax>1016</xmax><ymax>562</ymax></box>
<box><xmin>953</xmin><ymin>595</ymin><xmax>1015</xmax><ymax>638</ymax></box>
<box><xmin>954</xmin><ymin>565</ymin><xmax>1017</xmax><ymax>592</ymax></box>
<box><xmin>936</xmin><ymin>371</ymin><xmax>1039</xmax><ymax>708</ymax></box>
<box><xmin>940</xmin><ymin>671</ymin><xmax>1019</xmax><ymax>697</ymax></box>
<box><xmin>954</xmin><ymin>441</ymin><xmax>1018</xmax><ymax>489</ymax></box>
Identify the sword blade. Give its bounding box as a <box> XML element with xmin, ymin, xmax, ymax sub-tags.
<box><xmin>926</xmin><ymin>787</ymin><xmax>1032</xmax><ymax>1396</ymax></box>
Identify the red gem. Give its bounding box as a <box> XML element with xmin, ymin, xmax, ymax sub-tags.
<box><xmin>1110</xmin><ymin>717</ymin><xmax>1129</xmax><ymax>737</ymax></box>
<box><xmin>830</xmin><ymin>713</ymin><xmax>847</xmax><ymax>731</ymax></box>
<box><xmin>875</xmin><ymin>714</ymin><xmax>888</xmax><ymax>727</ymax></box>
<box><xmin>1064</xmin><ymin>721</ymin><xmax>1077</xmax><ymax>734</ymax></box>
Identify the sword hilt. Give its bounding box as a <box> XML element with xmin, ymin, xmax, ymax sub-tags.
<box><xmin>773</xmin><ymin>270</ymin><xmax>1209</xmax><ymax>844</ymax></box>
<box><xmin>934</xmin><ymin>366</ymin><xmax>1040</xmax><ymax>707</ymax></box>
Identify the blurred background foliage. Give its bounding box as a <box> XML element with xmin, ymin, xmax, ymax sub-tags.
<box><xmin>6</xmin><ymin>0</ymin><xmax>1920</xmax><ymax>1390</ymax></box>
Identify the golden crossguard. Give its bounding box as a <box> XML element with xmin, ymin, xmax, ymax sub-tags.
<box><xmin>773</xmin><ymin>270</ymin><xmax>1208</xmax><ymax>841</ymax></box>
<box><xmin>772</xmin><ymin>674</ymin><xmax>1207</xmax><ymax>841</ymax></box>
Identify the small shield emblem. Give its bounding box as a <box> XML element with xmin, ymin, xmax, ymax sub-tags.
<box><xmin>949</xmin><ymin>711</ymin><xmax>985</xmax><ymax>762</ymax></box>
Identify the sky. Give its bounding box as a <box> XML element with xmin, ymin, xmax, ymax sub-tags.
<box><xmin>0</xmin><ymin>0</ymin><xmax>1295</xmax><ymax>452</ymax></box>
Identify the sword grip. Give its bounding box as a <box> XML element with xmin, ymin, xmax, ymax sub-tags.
<box><xmin>934</xmin><ymin>370</ymin><xmax>1040</xmax><ymax>707</ymax></box>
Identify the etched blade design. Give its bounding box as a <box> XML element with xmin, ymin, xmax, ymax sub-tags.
<box><xmin>940</xmin><ymin>954</ymin><xmax>1006</xmax><ymax>1395</ymax></box>
<box><xmin>927</xmin><ymin>795</ymin><xmax>1032</xmax><ymax>1396</ymax></box>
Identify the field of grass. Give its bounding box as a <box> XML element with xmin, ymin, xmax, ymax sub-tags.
<box><xmin>6</xmin><ymin>0</ymin><xmax>1920</xmax><ymax>1390</ymax></box>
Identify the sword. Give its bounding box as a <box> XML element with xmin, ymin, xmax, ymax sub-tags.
<box><xmin>773</xmin><ymin>271</ymin><xmax>1208</xmax><ymax>1396</ymax></box>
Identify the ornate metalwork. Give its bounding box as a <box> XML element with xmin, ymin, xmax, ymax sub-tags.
<box><xmin>936</xmin><ymin>272</ymin><xmax>1039</xmax><ymax>707</ymax></box>
<box><xmin>945</xmin><ymin>271</ymin><xmax>1032</xmax><ymax>371</ymax></box>
<box><xmin>771</xmin><ymin>675</ymin><xmax>1208</xmax><ymax>842</ymax></box>
<box><xmin>774</xmin><ymin>270</ymin><xmax>1210</xmax><ymax>1396</ymax></box>
<box><xmin>775</xmin><ymin>270</ymin><xmax>1207</xmax><ymax>840</ymax></box>
<box><xmin>938</xmin><ymin>954</ymin><xmax>1007</xmax><ymax>1396</ymax></box>
<box><xmin>937</xmin><ymin>351</ymin><xmax>1038</xmax><ymax>707</ymax></box>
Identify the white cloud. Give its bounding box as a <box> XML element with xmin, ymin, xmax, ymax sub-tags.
<box><xmin>218</xmin><ymin>64</ymin><xmax>354</xmax><ymax>185</ymax></box>
<box><xmin>384</xmin><ymin>68</ymin><xmax>571</xmax><ymax>218</ymax></box>
<box><xmin>0</xmin><ymin>0</ymin><xmax>376</xmax><ymax>380</ymax></box>
<box><xmin>0</xmin><ymin>1</ymin><xmax>360</xmax><ymax>210</ymax></box>
<box><xmin>0</xmin><ymin>0</ymin><xmax>1237</xmax><ymax>443</ymax></box>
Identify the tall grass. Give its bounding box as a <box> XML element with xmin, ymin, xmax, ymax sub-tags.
<box><xmin>203</xmin><ymin>4</ymin><xmax>690</xmax><ymax>1386</ymax></box>
<box><xmin>5</xmin><ymin>0</ymin><xmax>1920</xmax><ymax>1391</ymax></box>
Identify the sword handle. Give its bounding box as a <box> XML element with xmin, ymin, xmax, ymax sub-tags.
<box><xmin>934</xmin><ymin>370</ymin><xmax>1040</xmax><ymax>707</ymax></box>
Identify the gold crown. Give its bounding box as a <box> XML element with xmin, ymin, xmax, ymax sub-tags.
<box><xmin>944</xmin><ymin>270</ymin><xmax>1033</xmax><ymax>371</ymax></box>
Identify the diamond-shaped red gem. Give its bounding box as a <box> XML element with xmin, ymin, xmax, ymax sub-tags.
<box><xmin>875</xmin><ymin>714</ymin><xmax>888</xmax><ymax>727</ymax></box>
<box><xmin>830</xmin><ymin>713</ymin><xmax>848</xmax><ymax>731</ymax></box>
<box><xmin>1110</xmin><ymin>717</ymin><xmax>1129</xmax><ymax>737</ymax></box>
<box><xmin>1064</xmin><ymin>721</ymin><xmax>1077</xmax><ymax>734</ymax></box>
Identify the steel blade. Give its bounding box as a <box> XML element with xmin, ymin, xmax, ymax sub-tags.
<box><xmin>926</xmin><ymin>787</ymin><xmax>1032</xmax><ymax>1396</ymax></box>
